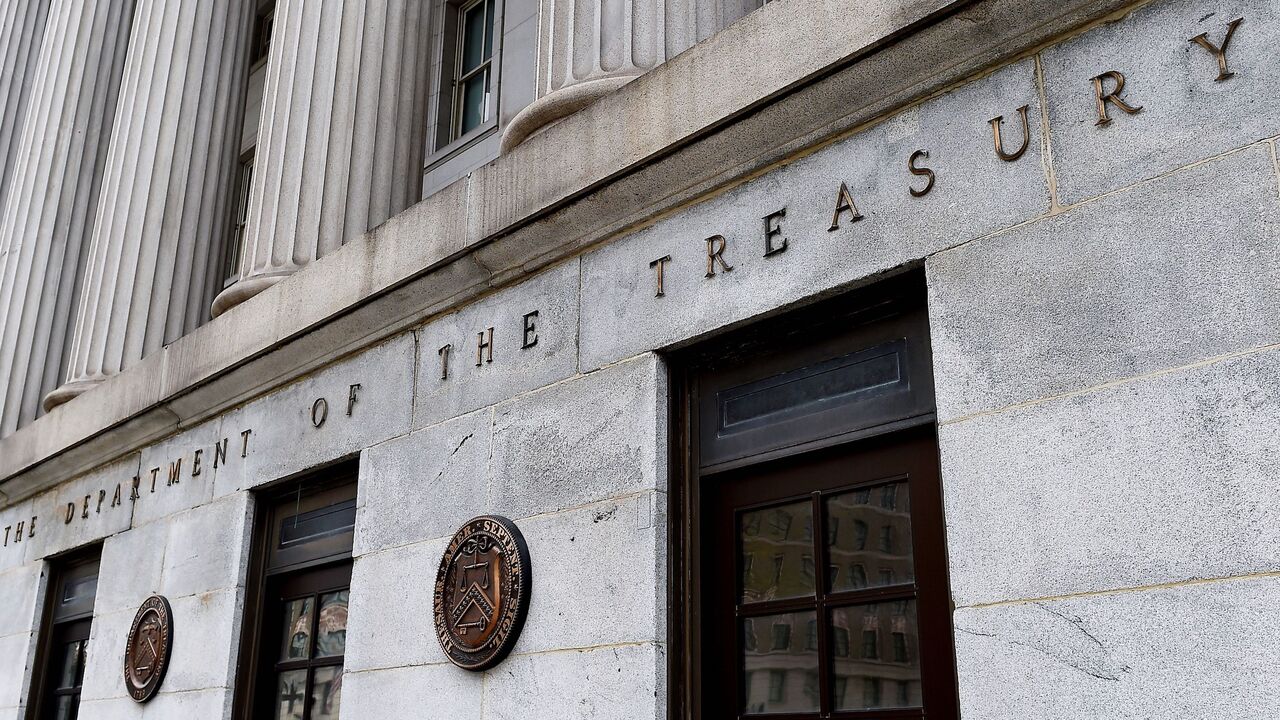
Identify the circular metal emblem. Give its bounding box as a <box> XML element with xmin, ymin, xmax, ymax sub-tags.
<box><xmin>123</xmin><ymin>595</ymin><xmax>173</xmax><ymax>702</ymax></box>
<box><xmin>433</xmin><ymin>515</ymin><xmax>531</xmax><ymax>670</ymax></box>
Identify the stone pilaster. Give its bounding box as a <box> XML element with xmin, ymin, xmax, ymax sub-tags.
<box><xmin>45</xmin><ymin>0</ymin><xmax>253</xmax><ymax>410</ymax></box>
<box><xmin>501</xmin><ymin>0</ymin><xmax>756</xmax><ymax>151</ymax></box>
<box><xmin>0</xmin><ymin>0</ymin><xmax>134</xmax><ymax>433</ymax></box>
<box><xmin>211</xmin><ymin>0</ymin><xmax>430</xmax><ymax>317</ymax></box>
<box><xmin>0</xmin><ymin>0</ymin><xmax>52</xmax><ymax>214</ymax></box>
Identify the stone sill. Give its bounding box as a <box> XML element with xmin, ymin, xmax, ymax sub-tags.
<box><xmin>0</xmin><ymin>0</ymin><xmax>1141</xmax><ymax>501</ymax></box>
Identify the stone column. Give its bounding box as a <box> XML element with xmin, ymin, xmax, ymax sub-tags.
<box><xmin>45</xmin><ymin>0</ymin><xmax>253</xmax><ymax>410</ymax></box>
<box><xmin>501</xmin><ymin>0</ymin><xmax>757</xmax><ymax>151</ymax></box>
<box><xmin>0</xmin><ymin>0</ymin><xmax>134</xmax><ymax>433</ymax></box>
<box><xmin>0</xmin><ymin>0</ymin><xmax>52</xmax><ymax>214</ymax></box>
<box><xmin>211</xmin><ymin>0</ymin><xmax>430</xmax><ymax>317</ymax></box>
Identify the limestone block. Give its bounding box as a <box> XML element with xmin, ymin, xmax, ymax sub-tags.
<box><xmin>131</xmin><ymin>417</ymin><xmax>229</xmax><ymax>527</ymax></box>
<box><xmin>345</xmin><ymin>537</ymin><xmax>450</xmax><ymax>672</ymax></box>
<box><xmin>578</xmin><ymin>59</ymin><xmax>1050</xmax><ymax>371</ymax></box>
<box><xmin>0</xmin><ymin>632</ymin><xmax>35</xmax><ymax>710</ymax></box>
<box><xmin>489</xmin><ymin>354</ymin><xmax>666</xmax><ymax>519</ymax></box>
<box><xmin>94</xmin><ymin>518</ymin><xmax>168</xmax><ymax>616</ymax></box>
<box><xmin>81</xmin><ymin>589</ymin><xmax>241</xmax><ymax>702</ymax></box>
<box><xmin>940</xmin><ymin>346</ymin><xmax>1280</xmax><ymax>608</ymax></box>
<box><xmin>927</xmin><ymin>145</ymin><xmax>1280</xmax><ymax>421</ymax></box>
<box><xmin>75</xmin><ymin>688</ymin><xmax>230</xmax><ymax>720</ymax></box>
<box><xmin>215</xmin><ymin>333</ymin><xmax>415</xmax><ymax>494</ymax></box>
<box><xmin>1041</xmin><ymin>0</ymin><xmax>1280</xmax><ymax>205</ymax></box>
<box><xmin>482</xmin><ymin>643</ymin><xmax>663</xmax><ymax>720</ymax></box>
<box><xmin>0</xmin><ymin>498</ymin><xmax>34</xmax><ymax>571</ymax></box>
<box><xmin>21</xmin><ymin>454</ymin><xmax>139</xmax><ymax>562</ymax></box>
<box><xmin>342</xmin><ymin>664</ymin><xmax>483</xmax><ymax>719</ymax></box>
<box><xmin>413</xmin><ymin>259</ymin><xmax>580</xmax><ymax>429</ymax></box>
<box><xmin>355</xmin><ymin>409</ymin><xmax>491</xmax><ymax>557</ymax></box>
<box><xmin>513</xmin><ymin>493</ymin><xmax>663</xmax><ymax>655</ymax></box>
<box><xmin>159</xmin><ymin>493</ymin><xmax>252</xmax><ymax>599</ymax></box>
<box><xmin>0</xmin><ymin>562</ymin><xmax>42</xmax><ymax>637</ymax></box>
<box><xmin>953</xmin><ymin>576</ymin><xmax>1280</xmax><ymax>719</ymax></box>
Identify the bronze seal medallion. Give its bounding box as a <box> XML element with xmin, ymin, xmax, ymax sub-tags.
<box><xmin>123</xmin><ymin>595</ymin><xmax>173</xmax><ymax>702</ymax></box>
<box><xmin>433</xmin><ymin>515</ymin><xmax>531</xmax><ymax>670</ymax></box>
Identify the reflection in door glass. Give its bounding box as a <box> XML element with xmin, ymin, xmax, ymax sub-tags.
<box><xmin>740</xmin><ymin>501</ymin><xmax>814</xmax><ymax>602</ymax></box>
<box><xmin>741</xmin><ymin>611</ymin><xmax>819</xmax><ymax>714</ymax></box>
<box><xmin>826</xmin><ymin>481</ymin><xmax>913</xmax><ymax>593</ymax></box>
<box><xmin>830</xmin><ymin>601</ymin><xmax>922</xmax><ymax>711</ymax></box>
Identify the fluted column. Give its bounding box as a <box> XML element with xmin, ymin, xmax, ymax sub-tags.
<box><xmin>0</xmin><ymin>0</ymin><xmax>52</xmax><ymax>215</ymax></box>
<box><xmin>211</xmin><ymin>0</ymin><xmax>430</xmax><ymax>317</ymax></box>
<box><xmin>0</xmin><ymin>0</ymin><xmax>134</xmax><ymax>433</ymax></box>
<box><xmin>45</xmin><ymin>0</ymin><xmax>253</xmax><ymax>410</ymax></box>
<box><xmin>501</xmin><ymin>0</ymin><xmax>755</xmax><ymax>151</ymax></box>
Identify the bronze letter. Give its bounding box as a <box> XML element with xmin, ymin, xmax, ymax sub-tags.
<box><xmin>192</xmin><ymin>448</ymin><xmax>203</xmax><ymax>477</ymax></box>
<box><xmin>828</xmin><ymin>182</ymin><xmax>864</xmax><ymax>231</ymax></box>
<box><xmin>96</xmin><ymin>489</ymin><xmax>106</xmax><ymax>513</ymax></box>
<box><xmin>762</xmin><ymin>209</ymin><xmax>788</xmax><ymax>257</ymax></box>
<box><xmin>1091</xmin><ymin>71</ymin><xmax>1142</xmax><ymax>126</ymax></box>
<box><xmin>241</xmin><ymin>429</ymin><xmax>252</xmax><ymax>458</ymax></box>
<box><xmin>27</xmin><ymin>516</ymin><xmax>35</xmax><ymax>538</ymax></box>
<box><xmin>81</xmin><ymin>495</ymin><xmax>90</xmax><ymax>519</ymax></box>
<box><xmin>65</xmin><ymin>502</ymin><xmax>75</xmax><ymax>524</ymax></box>
<box><xmin>704</xmin><ymin>235</ymin><xmax>734</xmax><ymax>277</ymax></box>
<box><xmin>476</xmin><ymin>327</ymin><xmax>494</xmax><ymax>366</ymax></box>
<box><xmin>311</xmin><ymin>398</ymin><xmax>329</xmax><ymax>428</ymax></box>
<box><xmin>213</xmin><ymin>438</ymin><xmax>228</xmax><ymax>468</ymax></box>
<box><xmin>131</xmin><ymin>476</ymin><xmax>141</xmax><ymax>501</ymax></box>
<box><xmin>347</xmin><ymin>384</ymin><xmax>361</xmax><ymax>416</ymax></box>
<box><xmin>649</xmin><ymin>255</ymin><xmax>672</xmax><ymax>297</ymax></box>
<box><xmin>150</xmin><ymin>467</ymin><xmax>159</xmax><ymax>492</ymax></box>
<box><xmin>13</xmin><ymin>521</ymin><xmax>22</xmax><ymax>543</ymax></box>
<box><xmin>990</xmin><ymin>105</ymin><xmax>1031</xmax><ymax>162</ymax></box>
<box><xmin>2</xmin><ymin>526</ymin><xmax>9</xmax><ymax>546</ymax></box>
<box><xmin>1190</xmin><ymin>17</ymin><xmax>1243</xmax><ymax>82</ymax></box>
<box><xmin>167</xmin><ymin>458</ymin><xmax>182</xmax><ymax>486</ymax></box>
<box><xmin>438</xmin><ymin>344</ymin><xmax>452</xmax><ymax>379</ymax></box>
<box><xmin>908</xmin><ymin>150</ymin><xmax>936</xmax><ymax>197</ymax></box>
<box><xmin>112</xmin><ymin>484</ymin><xmax>123</xmax><ymax>508</ymax></box>
<box><xmin>522</xmin><ymin>311</ymin><xmax>539</xmax><ymax>349</ymax></box>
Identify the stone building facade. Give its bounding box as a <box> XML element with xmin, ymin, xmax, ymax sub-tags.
<box><xmin>0</xmin><ymin>0</ymin><xmax>1276</xmax><ymax>717</ymax></box>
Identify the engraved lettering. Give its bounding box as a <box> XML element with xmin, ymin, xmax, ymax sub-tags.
<box><xmin>908</xmin><ymin>150</ymin><xmax>936</xmax><ymax>197</ymax></box>
<box><xmin>990</xmin><ymin>105</ymin><xmax>1031</xmax><ymax>162</ymax></box>
<box><xmin>439</xmin><ymin>344</ymin><xmax>453</xmax><ymax>380</ymax></box>
<box><xmin>763</xmin><ymin>209</ymin><xmax>788</xmax><ymax>257</ymax></box>
<box><xmin>1091</xmin><ymin>71</ymin><xmax>1142</xmax><ymax>126</ymax></box>
<box><xmin>476</xmin><ymin>328</ymin><xmax>494</xmax><ymax>366</ymax></box>
<box><xmin>828</xmin><ymin>182</ymin><xmax>864</xmax><ymax>231</ymax></box>
<box><xmin>704</xmin><ymin>235</ymin><xmax>733</xmax><ymax>277</ymax></box>
<box><xmin>311</xmin><ymin>397</ymin><xmax>329</xmax><ymax>428</ymax></box>
<box><xmin>1190</xmin><ymin>17</ymin><xmax>1243</xmax><ymax>82</ymax></box>
<box><xmin>521</xmin><ymin>311</ymin><xmax>539</xmax><ymax>349</ymax></box>
<box><xmin>347</xmin><ymin>383</ymin><xmax>361</xmax><ymax>416</ymax></box>
<box><xmin>649</xmin><ymin>255</ymin><xmax>672</xmax><ymax>297</ymax></box>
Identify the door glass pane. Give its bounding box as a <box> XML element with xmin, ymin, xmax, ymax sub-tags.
<box><xmin>275</xmin><ymin>669</ymin><xmax>308</xmax><ymax>720</ymax></box>
<box><xmin>280</xmin><ymin>598</ymin><xmax>314</xmax><ymax>661</ymax></box>
<box><xmin>56</xmin><ymin>640</ymin><xmax>83</xmax><ymax>688</ymax></box>
<box><xmin>741</xmin><ymin>611</ymin><xmax>819</xmax><ymax>715</ymax></box>
<box><xmin>826</xmin><ymin>481</ymin><xmax>913</xmax><ymax>593</ymax></box>
<box><xmin>312</xmin><ymin>665</ymin><xmax>343</xmax><ymax>719</ymax></box>
<box><xmin>740</xmin><ymin>500</ymin><xmax>815</xmax><ymax>602</ymax></box>
<box><xmin>460</xmin><ymin>72</ymin><xmax>488</xmax><ymax>135</ymax></box>
<box><xmin>53</xmin><ymin>695</ymin><xmax>75</xmax><ymax>720</ymax></box>
<box><xmin>830</xmin><ymin>601</ymin><xmax>922</xmax><ymax>711</ymax></box>
<box><xmin>315</xmin><ymin>591</ymin><xmax>349</xmax><ymax>658</ymax></box>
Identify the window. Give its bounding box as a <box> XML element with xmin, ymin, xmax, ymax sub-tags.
<box><xmin>436</xmin><ymin>0</ymin><xmax>497</xmax><ymax>147</ymax></box>
<box><xmin>236</xmin><ymin>472</ymin><xmax>356</xmax><ymax>720</ymax></box>
<box><xmin>221</xmin><ymin>154</ymin><xmax>254</xmax><ymax>288</ymax></box>
<box><xmin>678</xmin><ymin>275</ymin><xmax>960</xmax><ymax>720</ymax></box>
<box><xmin>30</xmin><ymin>549</ymin><xmax>100</xmax><ymax>720</ymax></box>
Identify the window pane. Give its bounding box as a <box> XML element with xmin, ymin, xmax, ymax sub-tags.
<box><xmin>740</xmin><ymin>500</ymin><xmax>815</xmax><ymax>603</ymax></box>
<box><xmin>742</xmin><ymin>611</ymin><xmax>819</xmax><ymax>715</ymax></box>
<box><xmin>482</xmin><ymin>0</ymin><xmax>495</xmax><ymax>57</ymax></box>
<box><xmin>280</xmin><ymin>598</ymin><xmax>314</xmax><ymax>661</ymax></box>
<box><xmin>459</xmin><ymin>72</ymin><xmax>489</xmax><ymax>136</ymax></box>
<box><xmin>461</xmin><ymin>2</ymin><xmax>488</xmax><ymax>73</ymax></box>
<box><xmin>274</xmin><ymin>669</ymin><xmax>308</xmax><ymax>720</ymax></box>
<box><xmin>53</xmin><ymin>695</ymin><xmax>75</xmax><ymax>720</ymax></box>
<box><xmin>312</xmin><ymin>665</ymin><xmax>343</xmax><ymax>719</ymax></box>
<box><xmin>56</xmin><ymin>641</ymin><xmax>83</xmax><ymax>689</ymax></box>
<box><xmin>830</xmin><ymin>601</ymin><xmax>922</xmax><ymax>711</ymax></box>
<box><xmin>315</xmin><ymin>591</ymin><xmax>349</xmax><ymax>658</ymax></box>
<box><xmin>826</xmin><ymin>482</ymin><xmax>913</xmax><ymax>593</ymax></box>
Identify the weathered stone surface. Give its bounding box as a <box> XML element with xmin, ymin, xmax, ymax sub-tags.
<box><xmin>94</xmin><ymin>517</ymin><xmax>168</xmax><ymax>615</ymax></box>
<box><xmin>0</xmin><ymin>631</ymin><xmax>36</xmax><ymax>711</ymax></box>
<box><xmin>0</xmin><ymin>497</ymin><xmax>34</xmax><ymax>571</ymax></box>
<box><xmin>927</xmin><ymin>145</ymin><xmax>1280</xmax><ymax>421</ymax></box>
<box><xmin>483</xmin><ymin>643</ymin><xmax>663</xmax><ymax>720</ymax></box>
<box><xmin>413</xmin><ymin>259</ymin><xmax>580</xmax><ymax>429</ymax></box>
<box><xmin>0</xmin><ymin>562</ymin><xmax>41</xmax><ymax>637</ymax></box>
<box><xmin>215</xmin><ymin>333</ymin><xmax>415</xmax><ymax>494</ymax></box>
<box><xmin>345</xmin><ymin>536</ymin><xmax>450</xmax><ymax>672</ymax></box>
<box><xmin>953</xmin><ymin>576</ymin><xmax>1280</xmax><ymax>719</ymax></box>
<box><xmin>75</xmin><ymin>687</ymin><xmax>230</xmax><ymax>720</ymax></box>
<box><xmin>342</xmin><ymin>664</ymin><xmax>483</xmax><ymax>719</ymax></box>
<box><xmin>22</xmin><ymin>453</ymin><xmax>139</xmax><ymax>562</ymax></box>
<box><xmin>160</xmin><ymin>494</ymin><xmax>252</xmax><ymax>599</ymax></box>
<box><xmin>513</xmin><ymin>493</ymin><xmax>663</xmax><ymax>654</ymax></box>
<box><xmin>355</xmin><ymin>409</ymin><xmax>491</xmax><ymax>557</ymax></box>
<box><xmin>131</xmin><ymin>417</ymin><xmax>229</xmax><ymax>527</ymax></box>
<box><xmin>489</xmin><ymin>354</ymin><xmax>666</xmax><ymax>519</ymax></box>
<box><xmin>1041</xmin><ymin>0</ymin><xmax>1280</xmax><ymax>205</ymax></box>
<box><xmin>940</xmin><ymin>346</ymin><xmax>1280</xmax><ymax>608</ymax></box>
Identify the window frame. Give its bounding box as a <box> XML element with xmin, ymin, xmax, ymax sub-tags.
<box><xmin>425</xmin><ymin>0</ymin><xmax>504</xmax><ymax>166</ymax></box>
<box><xmin>26</xmin><ymin>547</ymin><xmax>101</xmax><ymax>720</ymax></box>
